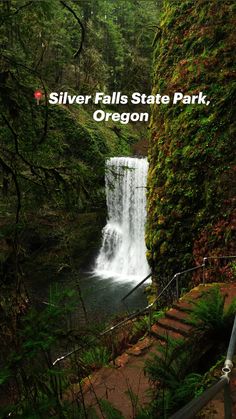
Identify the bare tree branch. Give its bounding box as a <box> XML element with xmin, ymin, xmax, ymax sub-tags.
<box><xmin>60</xmin><ymin>0</ymin><xmax>85</xmax><ymax>59</ymax></box>
<box><xmin>0</xmin><ymin>1</ymin><xmax>33</xmax><ymax>24</ymax></box>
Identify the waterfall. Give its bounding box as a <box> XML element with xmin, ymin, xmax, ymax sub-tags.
<box><xmin>95</xmin><ymin>157</ymin><xmax>150</xmax><ymax>282</ymax></box>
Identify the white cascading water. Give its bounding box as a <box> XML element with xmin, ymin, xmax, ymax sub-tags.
<box><xmin>94</xmin><ymin>157</ymin><xmax>150</xmax><ymax>282</ymax></box>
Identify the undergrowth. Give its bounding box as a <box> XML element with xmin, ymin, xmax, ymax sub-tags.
<box><xmin>188</xmin><ymin>285</ymin><xmax>236</xmax><ymax>337</ymax></box>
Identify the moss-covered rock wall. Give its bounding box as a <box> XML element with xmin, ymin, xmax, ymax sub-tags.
<box><xmin>146</xmin><ymin>0</ymin><xmax>236</xmax><ymax>282</ymax></box>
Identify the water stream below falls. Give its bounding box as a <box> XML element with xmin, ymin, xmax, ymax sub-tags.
<box><xmin>26</xmin><ymin>270</ymin><xmax>147</xmax><ymax>324</ymax></box>
<box><xmin>95</xmin><ymin>157</ymin><xmax>150</xmax><ymax>282</ymax></box>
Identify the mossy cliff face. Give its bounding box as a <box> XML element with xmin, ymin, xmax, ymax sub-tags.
<box><xmin>146</xmin><ymin>0</ymin><xmax>236</xmax><ymax>282</ymax></box>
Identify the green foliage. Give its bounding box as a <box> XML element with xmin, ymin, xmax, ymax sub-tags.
<box><xmin>151</xmin><ymin>309</ymin><xmax>166</xmax><ymax>323</ymax></box>
<box><xmin>0</xmin><ymin>367</ymin><xmax>11</xmax><ymax>386</ymax></box>
<box><xmin>231</xmin><ymin>262</ymin><xmax>236</xmax><ymax>277</ymax></box>
<box><xmin>188</xmin><ymin>286</ymin><xmax>236</xmax><ymax>335</ymax></box>
<box><xmin>81</xmin><ymin>346</ymin><xmax>110</xmax><ymax>369</ymax></box>
<box><xmin>99</xmin><ymin>399</ymin><xmax>124</xmax><ymax>419</ymax></box>
<box><xmin>75</xmin><ymin>0</ymin><xmax>160</xmax><ymax>94</ymax></box>
<box><xmin>132</xmin><ymin>315</ymin><xmax>150</xmax><ymax>335</ymax></box>
<box><xmin>0</xmin><ymin>287</ymin><xmax>92</xmax><ymax>417</ymax></box>
<box><xmin>146</xmin><ymin>337</ymin><xmax>190</xmax><ymax>384</ymax></box>
<box><xmin>145</xmin><ymin>337</ymin><xmax>204</xmax><ymax>417</ymax></box>
<box><xmin>131</xmin><ymin>310</ymin><xmax>165</xmax><ymax>339</ymax></box>
<box><xmin>125</xmin><ymin>387</ymin><xmax>139</xmax><ymax>416</ymax></box>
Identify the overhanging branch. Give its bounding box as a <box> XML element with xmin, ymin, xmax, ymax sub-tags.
<box><xmin>60</xmin><ymin>0</ymin><xmax>85</xmax><ymax>59</ymax></box>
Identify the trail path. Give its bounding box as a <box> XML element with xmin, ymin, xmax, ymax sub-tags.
<box><xmin>73</xmin><ymin>283</ymin><xmax>236</xmax><ymax>418</ymax></box>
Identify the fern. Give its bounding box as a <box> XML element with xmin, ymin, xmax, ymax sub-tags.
<box><xmin>174</xmin><ymin>373</ymin><xmax>203</xmax><ymax>400</ymax></box>
<box><xmin>145</xmin><ymin>337</ymin><xmax>191</xmax><ymax>384</ymax></box>
<box><xmin>188</xmin><ymin>286</ymin><xmax>236</xmax><ymax>334</ymax></box>
<box><xmin>145</xmin><ymin>338</ymin><xmax>204</xmax><ymax>417</ymax></box>
<box><xmin>81</xmin><ymin>346</ymin><xmax>110</xmax><ymax>368</ymax></box>
<box><xmin>99</xmin><ymin>399</ymin><xmax>124</xmax><ymax>418</ymax></box>
<box><xmin>225</xmin><ymin>297</ymin><xmax>236</xmax><ymax>319</ymax></box>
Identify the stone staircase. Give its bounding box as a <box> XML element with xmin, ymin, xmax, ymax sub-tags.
<box><xmin>151</xmin><ymin>283</ymin><xmax>236</xmax><ymax>342</ymax></box>
<box><xmin>151</xmin><ymin>287</ymin><xmax>202</xmax><ymax>341</ymax></box>
<box><xmin>76</xmin><ymin>283</ymin><xmax>236</xmax><ymax>418</ymax></box>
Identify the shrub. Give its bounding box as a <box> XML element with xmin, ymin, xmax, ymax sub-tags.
<box><xmin>145</xmin><ymin>337</ymin><xmax>204</xmax><ymax>417</ymax></box>
<box><xmin>188</xmin><ymin>285</ymin><xmax>236</xmax><ymax>337</ymax></box>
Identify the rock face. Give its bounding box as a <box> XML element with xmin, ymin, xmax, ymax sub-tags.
<box><xmin>146</xmin><ymin>0</ymin><xmax>236</xmax><ymax>282</ymax></box>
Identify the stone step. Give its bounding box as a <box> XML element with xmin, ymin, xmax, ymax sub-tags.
<box><xmin>151</xmin><ymin>323</ymin><xmax>185</xmax><ymax>342</ymax></box>
<box><xmin>172</xmin><ymin>301</ymin><xmax>194</xmax><ymax>313</ymax></box>
<box><xmin>151</xmin><ymin>285</ymin><xmax>228</xmax><ymax>343</ymax></box>
<box><xmin>165</xmin><ymin>307</ymin><xmax>192</xmax><ymax>324</ymax></box>
<box><xmin>220</xmin><ymin>286</ymin><xmax>236</xmax><ymax>306</ymax></box>
<box><xmin>156</xmin><ymin>317</ymin><xmax>191</xmax><ymax>337</ymax></box>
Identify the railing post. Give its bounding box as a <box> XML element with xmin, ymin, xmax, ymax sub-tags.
<box><xmin>148</xmin><ymin>305</ymin><xmax>152</xmax><ymax>333</ymax></box>
<box><xmin>224</xmin><ymin>382</ymin><xmax>232</xmax><ymax>419</ymax></box>
<box><xmin>203</xmin><ymin>257</ymin><xmax>207</xmax><ymax>285</ymax></box>
<box><xmin>224</xmin><ymin>315</ymin><xmax>236</xmax><ymax>371</ymax></box>
<box><xmin>109</xmin><ymin>328</ymin><xmax>115</xmax><ymax>365</ymax></box>
<box><xmin>175</xmin><ymin>273</ymin><xmax>180</xmax><ymax>299</ymax></box>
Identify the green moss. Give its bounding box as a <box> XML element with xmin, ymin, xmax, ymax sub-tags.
<box><xmin>147</xmin><ymin>0</ymin><xmax>236</xmax><ymax>280</ymax></box>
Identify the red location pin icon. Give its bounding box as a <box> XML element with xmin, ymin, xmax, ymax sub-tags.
<box><xmin>34</xmin><ymin>90</ymin><xmax>42</xmax><ymax>105</ymax></box>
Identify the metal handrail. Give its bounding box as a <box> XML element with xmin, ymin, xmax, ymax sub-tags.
<box><xmin>51</xmin><ymin>255</ymin><xmax>236</xmax><ymax>366</ymax></box>
<box><xmin>206</xmin><ymin>256</ymin><xmax>236</xmax><ymax>260</ymax></box>
<box><xmin>153</xmin><ymin>264</ymin><xmax>204</xmax><ymax>303</ymax></box>
<box><xmin>100</xmin><ymin>266</ymin><xmax>199</xmax><ymax>338</ymax></box>
<box><xmin>97</xmin><ymin>255</ymin><xmax>236</xmax><ymax>337</ymax></box>
<box><xmin>121</xmin><ymin>272</ymin><xmax>152</xmax><ymax>301</ymax></box>
<box><xmin>169</xmin><ymin>376</ymin><xmax>229</xmax><ymax>419</ymax></box>
<box><xmin>52</xmin><ymin>264</ymin><xmax>205</xmax><ymax>366</ymax></box>
<box><xmin>121</xmin><ymin>255</ymin><xmax>236</xmax><ymax>304</ymax></box>
<box><xmin>121</xmin><ymin>263</ymin><xmax>206</xmax><ymax>304</ymax></box>
<box><xmin>100</xmin><ymin>307</ymin><xmax>149</xmax><ymax>336</ymax></box>
<box><xmin>170</xmin><ymin>314</ymin><xmax>236</xmax><ymax>419</ymax></box>
<box><xmin>223</xmin><ymin>314</ymin><xmax>236</xmax><ymax>373</ymax></box>
<box><xmin>202</xmin><ymin>255</ymin><xmax>236</xmax><ymax>284</ymax></box>
<box><xmin>37</xmin><ymin>256</ymin><xmax>236</xmax><ymax>309</ymax></box>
